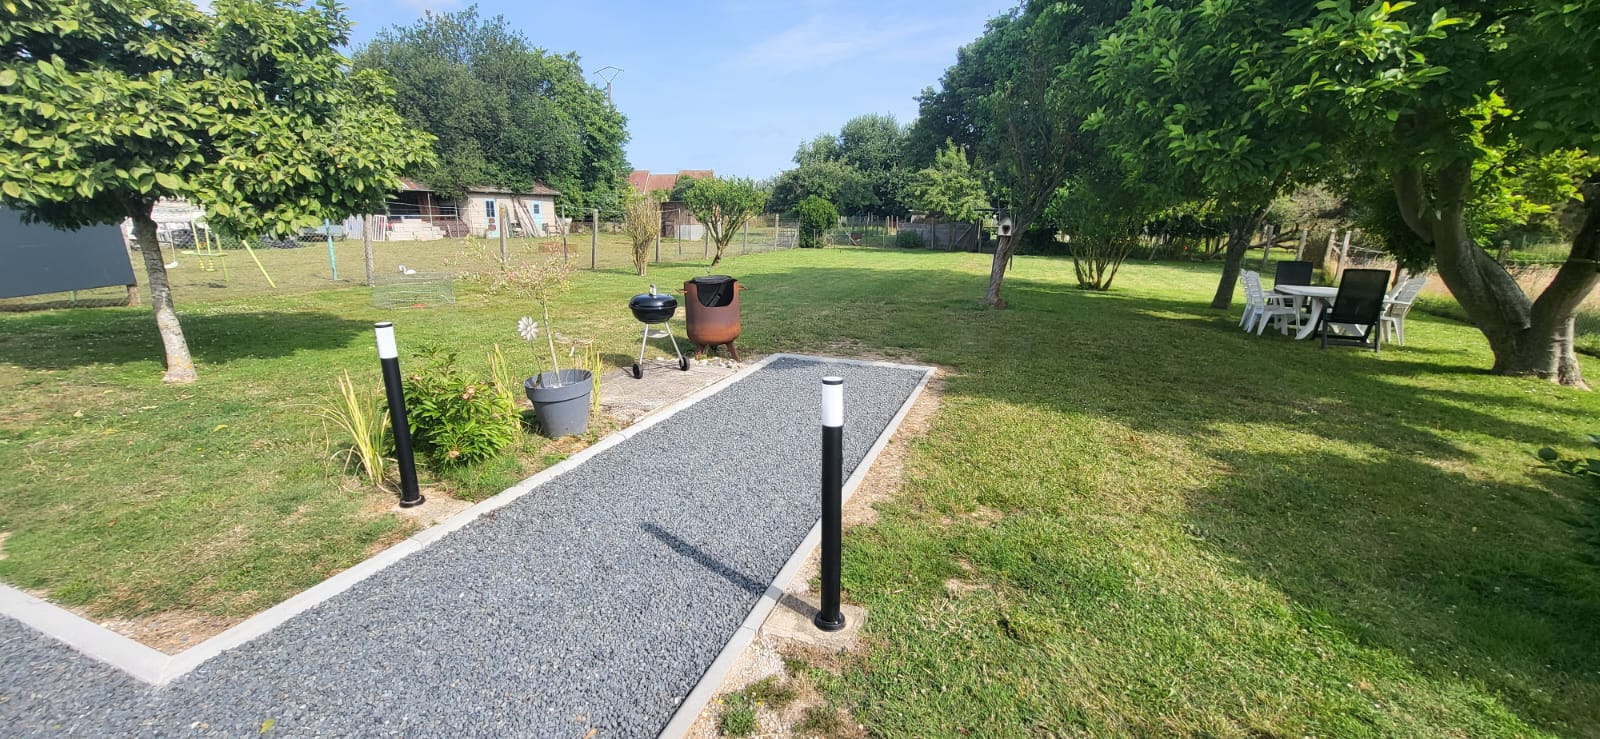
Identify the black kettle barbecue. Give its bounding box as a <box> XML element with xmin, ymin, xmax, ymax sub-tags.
<box><xmin>627</xmin><ymin>284</ymin><xmax>690</xmax><ymax>378</ymax></box>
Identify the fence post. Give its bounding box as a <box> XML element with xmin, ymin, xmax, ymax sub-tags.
<box><xmin>1258</xmin><ymin>224</ymin><xmax>1275</xmax><ymax>269</ymax></box>
<box><xmin>325</xmin><ymin>218</ymin><xmax>338</xmax><ymax>281</ymax></box>
<box><xmin>742</xmin><ymin>220</ymin><xmax>748</xmax><ymax>255</ymax></box>
<box><xmin>363</xmin><ymin>215</ymin><xmax>374</xmax><ymax>287</ymax></box>
<box><xmin>498</xmin><ymin>204</ymin><xmax>509</xmax><ymax>264</ymax></box>
<box><xmin>591</xmin><ymin>208</ymin><xmax>598</xmax><ymax>269</ymax></box>
<box><xmin>1337</xmin><ymin>230</ymin><xmax>1352</xmax><ymax>282</ymax></box>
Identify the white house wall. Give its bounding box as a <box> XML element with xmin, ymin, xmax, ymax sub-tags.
<box><xmin>460</xmin><ymin>193</ymin><xmax>557</xmax><ymax>238</ymax></box>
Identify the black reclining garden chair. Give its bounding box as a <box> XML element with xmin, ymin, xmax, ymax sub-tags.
<box><xmin>1315</xmin><ymin>268</ymin><xmax>1390</xmax><ymax>352</ymax></box>
<box><xmin>1272</xmin><ymin>260</ymin><xmax>1314</xmax><ymax>288</ymax></box>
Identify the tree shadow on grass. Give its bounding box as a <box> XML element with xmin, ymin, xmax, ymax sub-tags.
<box><xmin>0</xmin><ymin>308</ymin><xmax>373</xmax><ymax>371</ymax></box>
<box><xmin>1188</xmin><ymin>446</ymin><xmax>1600</xmax><ymax>732</ymax></box>
<box><xmin>721</xmin><ymin>258</ymin><xmax>1600</xmax><ymax>730</ymax></box>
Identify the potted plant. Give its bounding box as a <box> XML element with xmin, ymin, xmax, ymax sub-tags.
<box><xmin>461</xmin><ymin>245</ymin><xmax>593</xmax><ymax>438</ymax></box>
<box><xmin>517</xmin><ymin>313</ymin><xmax>592</xmax><ymax>437</ymax></box>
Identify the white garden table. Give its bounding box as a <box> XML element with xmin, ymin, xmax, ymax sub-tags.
<box><xmin>1271</xmin><ymin>284</ymin><xmax>1339</xmax><ymax>340</ymax></box>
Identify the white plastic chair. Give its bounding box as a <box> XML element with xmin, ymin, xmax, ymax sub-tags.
<box><xmin>1241</xmin><ymin>270</ymin><xmax>1300</xmax><ymax>335</ymax></box>
<box><xmin>1381</xmin><ymin>276</ymin><xmax>1427</xmax><ymax>345</ymax></box>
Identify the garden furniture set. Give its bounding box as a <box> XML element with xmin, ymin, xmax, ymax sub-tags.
<box><xmin>1239</xmin><ymin>260</ymin><xmax>1428</xmax><ymax>352</ymax></box>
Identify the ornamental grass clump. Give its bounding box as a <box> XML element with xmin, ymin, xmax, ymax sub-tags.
<box><xmin>315</xmin><ymin>370</ymin><xmax>390</xmax><ymax>490</ymax></box>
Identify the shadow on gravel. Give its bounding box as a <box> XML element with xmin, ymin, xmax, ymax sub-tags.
<box><xmin>643</xmin><ymin>522</ymin><xmax>767</xmax><ymax>596</ymax></box>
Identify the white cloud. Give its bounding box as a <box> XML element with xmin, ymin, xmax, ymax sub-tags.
<box><xmin>734</xmin><ymin>16</ymin><xmax>947</xmax><ymax>74</ymax></box>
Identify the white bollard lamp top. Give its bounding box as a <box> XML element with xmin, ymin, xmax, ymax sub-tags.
<box><xmin>822</xmin><ymin>376</ymin><xmax>844</xmax><ymax>428</ymax></box>
<box><xmin>374</xmin><ymin>321</ymin><xmax>398</xmax><ymax>360</ymax></box>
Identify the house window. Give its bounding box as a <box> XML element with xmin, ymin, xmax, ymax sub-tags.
<box><xmin>484</xmin><ymin>200</ymin><xmax>496</xmax><ymax>219</ymax></box>
<box><xmin>531</xmin><ymin>203</ymin><xmax>541</xmax><ymax>215</ymax></box>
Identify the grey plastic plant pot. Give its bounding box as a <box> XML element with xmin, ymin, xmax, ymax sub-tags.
<box><xmin>524</xmin><ymin>369</ymin><xmax>593</xmax><ymax>437</ymax></box>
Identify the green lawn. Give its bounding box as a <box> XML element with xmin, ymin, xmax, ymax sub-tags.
<box><xmin>1</xmin><ymin>248</ymin><xmax>1597</xmax><ymax>734</ymax></box>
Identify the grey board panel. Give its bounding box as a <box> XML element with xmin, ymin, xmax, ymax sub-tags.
<box><xmin>0</xmin><ymin>208</ymin><xmax>136</xmax><ymax>299</ymax></box>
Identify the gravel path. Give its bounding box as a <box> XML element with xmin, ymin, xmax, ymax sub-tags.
<box><xmin>0</xmin><ymin>357</ymin><xmax>926</xmax><ymax>737</ymax></box>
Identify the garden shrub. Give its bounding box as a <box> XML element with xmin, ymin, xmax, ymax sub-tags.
<box><xmin>895</xmin><ymin>229</ymin><xmax>926</xmax><ymax>248</ymax></box>
<box><xmin>402</xmin><ymin>346</ymin><xmax>518</xmax><ymax>467</ymax></box>
<box><xmin>796</xmin><ymin>195</ymin><xmax>838</xmax><ymax>248</ymax></box>
<box><xmin>1537</xmin><ymin>434</ymin><xmax>1600</xmax><ymax>482</ymax></box>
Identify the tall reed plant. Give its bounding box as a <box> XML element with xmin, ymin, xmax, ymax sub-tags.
<box><xmin>316</xmin><ymin>370</ymin><xmax>390</xmax><ymax>490</ymax></box>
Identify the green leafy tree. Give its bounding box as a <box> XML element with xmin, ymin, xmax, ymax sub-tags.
<box><xmin>1087</xmin><ymin>0</ymin><xmax>1336</xmax><ymax>309</ymax></box>
<box><xmin>769</xmin><ymin>158</ymin><xmax>877</xmax><ymax>215</ymax></box>
<box><xmin>1256</xmin><ymin>1</ymin><xmax>1600</xmax><ymax>385</ymax></box>
<box><xmin>1051</xmin><ymin>143</ymin><xmax>1167</xmax><ymax>291</ymax></box>
<box><xmin>948</xmin><ymin>3</ymin><xmax>1128</xmax><ymax>308</ymax></box>
<box><xmin>795</xmin><ymin>195</ymin><xmax>838</xmax><ymax>248</ymax></box>
<box><xmin>680</xmin><ymin>177</ymin><xmax>768</xmax><ymax>267</ymax></box>
<box><xmin>771</xmin><ymin>114</ymin><xmax>912</xmax><ymax>215</ymax></box>
<box><xmin>667</xmin><ymin>173</ymin><xmax>705</xmax><ymax>203</ymax></box>
<box><xmin>353</xmin><ymin>6</ymin><xmax>629</xmax><ymax>210</ymax></box>
<box><xmin>908</xmin><ymin>140</ymin><xmax>989</xmax><ymax>223</ymax></box>
<box><xmin>0</xmin><ymin>0</ymin><xmax>433</xmax><ymax>383</ymax></box>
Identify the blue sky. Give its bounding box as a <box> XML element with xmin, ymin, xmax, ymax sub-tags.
<box><xmin>339</xmin><ymin>0</ymin><xmax>1017</xmax><ymax>179</ymax></box>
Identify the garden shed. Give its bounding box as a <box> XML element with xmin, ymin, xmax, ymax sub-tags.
<box><xmin>458</xmin><ymin>184</ymin><xmax>562</xmax><ymax>238</ymax></box>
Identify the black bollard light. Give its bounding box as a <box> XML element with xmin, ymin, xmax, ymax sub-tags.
<box><xmin>814</xmin><ymin>375</ymin><xmax>846</xmax><ymax>632</ymax></box>
<box><xmin>375</xmin><ymin>321</ymin><xmax>425</xmax><ymax>508</ymax></box>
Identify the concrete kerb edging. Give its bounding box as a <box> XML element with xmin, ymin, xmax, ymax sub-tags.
<box><xmin>0</xmin><ymin>353</ymin><xmax>932</xmax><ymax>698</ymax></box>
<box><xmin>656</xmin><ymin>356</ymin><xmax>937</xmax><ymax>739</ymax></box>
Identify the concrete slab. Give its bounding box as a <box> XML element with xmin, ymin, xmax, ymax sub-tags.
<box><xmin>760</xmin><ymin>595</ymin><xmax>867</xmax><ymax>652</ymax></box>
<box><xmin>599</xmin><ymin>356</ymin><xmax>743</xmax><ymax>424</ymax></box>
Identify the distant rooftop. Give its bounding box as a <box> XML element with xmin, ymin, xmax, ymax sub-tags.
<box><xmin>628</xmin><ymin>169</ymin><xmax>715</xmax><ymax>196</ymax></box>
<box><xmin>396</xmin><ymin>178</ymin><xmax>560</xmax><ymax>196</ymax></box>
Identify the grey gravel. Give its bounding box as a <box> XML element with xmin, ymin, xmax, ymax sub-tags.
<box><xmin>0</xmin><ymin>357</ymin><xmax>926</xmax><ymax>737</ymax></box>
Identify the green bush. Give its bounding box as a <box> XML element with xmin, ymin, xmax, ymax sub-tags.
<box><xmin>796</xmin><ymin>195</ymin><xmax>839</xmax><ymax>248</ymax></box>
<box><xmin>402</xmin><ymin>347</ymin><xmax>518</xmax><ymax>467</ymax></box>
<box><xmin>895</xmin><ymin>229</ymin><xmax>926</xmax><ymax>248</ymax></box>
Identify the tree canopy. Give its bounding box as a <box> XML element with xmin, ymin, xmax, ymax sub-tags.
<box><xmin>769</xmin><ymin>114</ymin><xmax>912</xmax><ymax>216</ymax></box>
<box><xmin>0</xmin><ymin>0</ymin><xmax>433</xmax><ymax>382</ymax></box>
<box><xmin>898</xmin><ymin>0</ymin><xmax>1599</xmax><ymax>384</ymax></box>
<box><xmin>353</xmin><ymin>6</ymin><xmax>629</xmax><ymax>209</ymax></box>
<box><xmin>907</xmin><ymin>140</ymin><xmax>989</xmax><ymax>223</ymax></box>
<box><xmin>680</xmin><ymin>176</ymin><xmax>767</xmax><ymax>267</ymax></box>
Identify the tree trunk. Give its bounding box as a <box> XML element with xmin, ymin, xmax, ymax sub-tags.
<box><xmin>1209</xmin><ymin>208</ymin><xmax>1268</xmax><ymax>309</ymax></box>
<box><xmin>986</xmin><ymin>232</ymin><xmax>1021</xmax><ymax>308</ymax></box>
<box><xmin>1395</xmin><ymin>163</ymin><xmax>1600</xmax><ymax>387</ymax></box>
<box><xmin>128</xmin><ymin>205</ymin><xmax>197</xmax><ymax>383</ymax></box>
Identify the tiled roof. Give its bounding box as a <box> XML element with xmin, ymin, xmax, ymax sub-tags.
<box><xmin>629</xmin><ymin>169</ymin><xmax>715</xmax><ymax>195</ymax></box>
